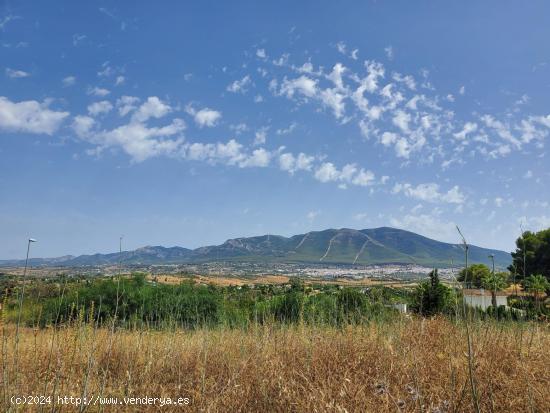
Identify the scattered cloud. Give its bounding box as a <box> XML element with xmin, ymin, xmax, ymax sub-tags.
<box><xmin>87</xmin><ymin>100</ymin><xmax>113</xmax><ymax>116</ymax></box>
<box><xmin>254</xmin><ymin>127</ymin><xmax>269</xmax><ymax>145</ymax></box>
<box><xmin>0</xmin><ymin>96</ymin><xmax>69</xmax><ymax>135</ymax></box>
<box><xmin>227</xmin><ymin>75</ymin><xmax>252</xmax><ymax>93</ymax></box>
<box><xmin>5</xmin><ymin>68</ymin><xmax>30</xmax><ymax>78</ymax></box>
<box><xmin>307</xmin><ymin>210</ymin><xmax>320</xmax><ymax>221</ymax></box>
<box><xmin>72</xmin><ymin>34</ymin><xmax>87</xmax><ymax>47</ymax></box>
<box><xmin>0</xmin><ymin>14</ymin><xmax>19</xmax><ymax>30</ymax></box>
<box><xmin>392</xmin><ymin>182</ymin><xmax>466</xmax><ymax>204</ymax></box>
<box><xmin>87</xmin><ymin>87</ymin><xmax>111</xmax><ymax>97</ymax></box>
<box><xmin>278</xmin><ymin>152</ymin><xmax>314</xmax><ymax>174</ymax></box>
<box><xmin>131</xmin><ymin>96</ymin><xmax>171</xmax><ymax>123</ymax></box>
<box><xmin>390</xmin><ymin>212</ymin><xmax>457</xmax><ymax>242</ymax></box>
<box><xmin>116</xmin><ymin>96</ymin><xmax>140</xmax><ymax>116</ymax></box>
<box><xmin>62</xmin><ymin>76</ymin><xmax>76</xmax><ymax>87</ymax></box>
<box><xmin>186</xmin><ymin>105</ymin><xmax>222</xmax><ymax>128</ymax></box>
<box><xmin>276</xmin><ymin>122</ymin><xmax>297</xmax><ymax>135</ymax></box>
<box><xmin>314</xmin><ymin>162</ymin><xmax>375</xmax><ymax>188</ymax></box>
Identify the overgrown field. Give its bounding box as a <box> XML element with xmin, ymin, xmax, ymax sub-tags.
<box><xmin>1</xmin><ymin>318</ymin><xmax>549</xmax><ymax>412</ymax></box>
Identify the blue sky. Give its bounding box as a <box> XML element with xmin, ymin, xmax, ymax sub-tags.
<box><xmin>1</xmin><ymin>1</ymin><xmax>549</xmax><ymax>259</ymax></box>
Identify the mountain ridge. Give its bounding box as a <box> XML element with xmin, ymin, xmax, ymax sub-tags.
<box><xmin>0</xmin><ymin>227</ymin><xmax>512</xmax><ymax>268</ymax></box>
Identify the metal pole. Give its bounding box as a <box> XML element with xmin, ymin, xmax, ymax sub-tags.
<box><xmin>119</xmin><ymin>236</ymin><xmax>122</xmax><ymax>277</ymax></box>
<box><xmin>489</xmin><ymin>254</ymin><xmax>496</xmax><ymax>309</ymax></box>
<box><xmin>14</xmin><ymin>238</ymin><xmax>36</xmax><ymax>385</ymax></box>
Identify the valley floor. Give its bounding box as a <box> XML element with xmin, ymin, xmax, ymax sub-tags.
<box><xmin>1</xmin><ymin>318</ymin><xmax>548</xmax><ymax>412</ymax></box>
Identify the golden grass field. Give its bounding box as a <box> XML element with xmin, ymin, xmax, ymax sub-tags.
<box><xmin>1</xmin><ymin>318</ymin><xmax>548</xmax><ymax>412</ymax></box>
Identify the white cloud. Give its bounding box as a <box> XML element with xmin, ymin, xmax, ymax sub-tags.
<box><xmin>279</xmin><ymin>75</ymin><xmax>318</xmax><ymax>98</ymax></box>
<box><xmin>5</xmin><ymin>68</ymin><xmax>30</xmax><ymax>78</ymax></box>
<box><xmin>115</xmin><ymin>75</ymin><xmax>125</xmax><ymax>86</ymax></box>
<box><xmin>314</xmin><ymin>162</ymin><xmax>341</xmax><ymax>183</ymax></box>
<box><xmin>62</xmin><ymin>76</ymin><xmax>76</xmax><ymax>87</ymax></box>
<box><xmin>186</xmin><ymin>105</ymin><xmax>222</xmax><ymax>128</ymax></box>
<box><xmin>278</xmin><ymin>152</ymin><xmax>314</xmax><ymax>174</ymax></box>
<box><xmin>276</xmin><ymin>122</ymin><xmax>297</xmax><ymax>135</ymax></box>
<box><xmin>256</xmin><ymin>49</ymin><xmax>266</xmax><ymax>59</ymax></box>
<box><xmin>227</xmin><ymin>75</ymin><xmax>252</xmax><ymax>93</ymax></box>
<box><xmin>392</xmin><ymin>182</ymin><xmax>466</xmax><ymax>204</ymax></box>
<box><xmin>336</xmin><ymin>41</ymin><xmax>347</xmax><ymax>55</ymax></box>
<box><xmin>394</xmin><ymin>138</ymin><xmax>411</xmax><ymax>158</ymax></box>
<box><xmin>72</xmin><ymin>34</ymin><xmax>86</xmax><ymax>46</ymax></box>
<box><xmin>72</xmin><ymin>96</ymin><xmax>186</xmax><ymax>162</ymax></box>
<box><xmin>384</xmin><ymin>46</ymin><xmax>394</xmax><ymax>60</ymax></box>
<box><xmin>481</xmin><ymin>114</ymin><xmax>521</xmax><ymax>148</ymax></box>
<box><xmin>307</xmin><ymin>210</ymin><xmax>320</xmax><ymax>221</ymax></box>
<box><xmin>182</xmin><ymin>139</ymin><xmax>272</xmax><ymax>169</ymax></box>
<box><xmin>392</xmin><ymin>73</ymin><xmax>416</xmax><ymax>90</ymax></box>
<box><xmin>116</xmin><ymin>96</ymin><xmax>140</xmax><ymax>116</ymax></box>
<box><xmin>273</xmin><ymin>53</ymin><xmax>289</xmax><ymax>67</ymax></box>
<box><xmin>0</xmin><ymin>14</ymin><xmax>19</xmax><ymax>30</ymax></box>
<box><xmin>363</xmin><ymin>60</ymin><xmax>385</xmax><ymax>93</ymax></box>
<box><xmin>390</xmin><ymin>213</ymin><xmax>457</xmax><ymax>241</ymax></box>
<box><xmin>327</xmin><ymin>63</ymin><xmax>346</xmax><ymax>90</ymax></box>
<box><xmin>320</xmin><ymin>88</ymin><xmax>346</xmax><ymax>119</ymax></box>
<box><xmin>353</xmin><ymin>212</ymin><xmax>369</xmax><ymax>221</ymax></box>
<box><xmin>87</xmin><ymin>100</ymin><xmax>113</xmax><ymax>116</ymax></box>
<box><xmin>296</xmin><ymin>62</ymin><xmax>314</xmax><ymax>74</ymax></box>
<box><xmin>230</xmin><ymin>123</ymin><xmax>248</xmax><ymax>135</ymax></box>
<box><xmin>0</xmin><ymin>96</ymin><xmax>69</xmax><ymax>135</ymax></box>
<box><xmin>72</xmin><ymin>115</ymin><xmax>95</xmax><ymax>138</ymax></box>
<box><xmin>314</xmin><ymin>162</ymin><xmax>375</xmax><ymax>187</ymax></box>
<box><xmin>518</xmin><ymin>215</ymin><xmax>550</xmax><ymax>231</ymax></box>
<box><xmin>494</xmin><ymin>197</ymin><xmax>504</xmax><ymax>207</ymax></box>
<box><xmin>97</xmin><ymin>61</ymin><xmax>115</xmax><ymax>78</ymax></box>
<box><xmin>87</xmin><ymin>87</ymin><xmax>111</xmax><ymax>97</ymax></box>
<box><xmin>392</xmin><ymin>110</ymin><xmax>411</xmax><ymax>133</ymax></box>
<box><xmin>86</xmin><ymin>118</ymin><xmax>186</xmax><ymax>162</ymax></box>
<box><xmin>131</xmin><ymin>97</ymin><xmax>171</xmax><ymax>123</ymax></box>
<box><xmin>380</xmin><ymin>131</ymin><xmax>398</xmax><ymax>146</ymax></box>
<box><xmin>254</xmin><ymin>127</ymin><xmax>268</xmax><ymax>145</ymax></box>
<box><xmin>238</xmin><ymin>148</ymin><xmax>271</xmax><ymax>167</ymax></box>
<box><xmin>453</xmin><ymin>122</ymin><xmax>477</xmax><ymax>140</ymax></box>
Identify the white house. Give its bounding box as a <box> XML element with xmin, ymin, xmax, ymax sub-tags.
<box><xmin>463</xmin><ymin>289</ymin><xmax>508</xmax><ymax>310</ymax></box>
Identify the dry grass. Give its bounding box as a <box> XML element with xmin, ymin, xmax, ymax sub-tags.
<box><xmin>1</xmin><ymin>318</ymin><xmax>548</xmax><ymax>412</ymax></box>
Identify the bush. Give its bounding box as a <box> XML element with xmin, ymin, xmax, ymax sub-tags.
<box><xmin>411</xmin><ymin>269</ymin><xmax>455</xmax><ymax>316</ymax></box>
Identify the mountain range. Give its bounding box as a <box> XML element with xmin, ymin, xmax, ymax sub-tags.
<box><xmin>0</xmin><ymin>227</ymin><xmax>512</xmax><ymax>269</ymax></box>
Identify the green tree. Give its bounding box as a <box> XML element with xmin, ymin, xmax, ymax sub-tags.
<box><xmin>412</xmin><ymin>269</ymin><xmax>454</xmax><ymax>316</ymax></box>
<box><xmin>336</xmin><ymin>288</ymin><xmax>367</xmax><ymax>323</ymax></box>
<box><xmin>524</xmin><ymin>274</ymin><xmax>550</xmax><ymax>309</ymax></box>
<box><xmin>458</xmin><ymin>264</ymin><xmax>491</xmax><ymax>288</ymax></box>
<box><xmin>480</xmin><ymin>271</ymin><xmax>509</xmax><ymax>309</ymax></box>
<box><xmin>509</xmin><ymin>229</ymin><xmax>550</xmax><ymax>280</ymax></box>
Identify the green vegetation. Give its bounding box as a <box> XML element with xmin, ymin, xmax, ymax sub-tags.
<box><xmin>410</xmin><ymin>269</ymin><xmax>456</xmax><ymax>316</ymax></box>
<box><xmin>510</xmin><ymin>228</ymin><xmax>550</xmax><ymax>280</ymax></box>
<box><xmin>5</xmin><ymin>274</ymin><xmax>406</xmax><ymax>329</ymax></box>
<box><xmin>480</xmin><ymin>271</ymin><xmax>509</xmax><ymax>308</ymax></box>
<box><xmin>524</xmin><ymin>274</ymin><xmax>550</xmax><ymax>308</ymax></box>
<box><xmin>457</xmin><ymin>263</ymin><xmax>492</xmax><ymax>287</ymax></box>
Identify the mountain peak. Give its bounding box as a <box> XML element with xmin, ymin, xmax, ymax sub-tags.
<box><xmin>0</xmin><ymin>227</ymin><xmax>511</xmax><ymax>268</ymax></box>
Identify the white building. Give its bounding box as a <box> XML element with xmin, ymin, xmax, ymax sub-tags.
<box><xmin>463</xmin><ymin>289</ymin><xmax>508</xmax><ymax>310</ymax></box>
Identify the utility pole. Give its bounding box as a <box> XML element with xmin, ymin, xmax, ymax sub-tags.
<box><xmin>488</xmin><ymin>254</ymin><xmax>497</xmax><ymax>309</ymax></box>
